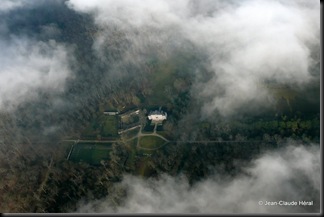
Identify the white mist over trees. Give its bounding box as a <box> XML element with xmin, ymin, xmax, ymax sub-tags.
<box><xmin>0</xmin><ymin>38</ymin><xmax>74</xmax><ymax>111</ymax></box>
<box><xmin>67</xmin><ymin>0</ymin><xmax>320</xmax><ymax>117</ymax></box>
<box><xmin>0</xmin><ymin>0</ymin><xmax>320</xmax><ymax>213</ymax></box>
<box><xmin>76</xmin><ymin>143</ymin><xmax>320</xmax><ymax>213</ymax></box>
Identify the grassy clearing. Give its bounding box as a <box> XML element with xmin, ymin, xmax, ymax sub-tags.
<box><xmin>145</xmin><ymin>62</ymin><xmax>176</xmax><ymax>106</ymax></box>
<box><xmin>139</xmin><ymin>136</ymin><xmax>165</xmax><ymax>149</ymax></box>
<box><xmin>69</xmin><ymin>143</ymin><xmax>112</xmax><ymax>165</ymax></box>
<box><xmin>144</xmin><ymin>51</ymin><xmax>199</xmax><ymax>107</ymax></box>
<box><xmin>101</xmin><ymin>115</ymin><xmax>118</xmax><ymax>138</ymax></box>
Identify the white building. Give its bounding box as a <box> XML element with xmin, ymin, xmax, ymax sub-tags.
<box><xmin>148</xmin><ymin>110</ymin><xmax>167</xmax><ymax>122</ymax></box>
<box><xmin>103</xmin><ymin>111</ymin><xmax>119</xmax><ymax>115</ymax></box>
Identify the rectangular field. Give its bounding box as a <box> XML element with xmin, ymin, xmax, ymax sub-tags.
<box><xmin>101</xmin><ymin>115</ymin><xmax>118</xmax><ymax>138</ymax></box>
<box><xmin>69</xmin><ymin>142</ymin><xmax>113</xmax><ymax>165</ymax></box>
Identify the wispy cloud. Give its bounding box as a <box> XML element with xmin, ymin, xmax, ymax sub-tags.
<box><xmin>0</xmin><ymin>37</ymin><xmax>74</xmax><ymax>111</ymax></box>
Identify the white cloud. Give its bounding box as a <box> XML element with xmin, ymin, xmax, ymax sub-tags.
<box><xmin>67</xmin><ymin>0</ymin><xmax>188</xmax><ymax>28</ymax></box>
<box><xmin>76</xmin><ymin>144</ymin><xmax>320</xmax><ymax>214</ymax></box>
<box><xmin>67</xmin><ymin>0</ymin><xmax>320</xmax><ymax>117</ymax></box>
<box><xmin>0</xmin><ymin>38</ymin><xmax>74</xmax><ymax>111</ymax></box>
<box><xmin>0</xmin><ymin>0</ymin><xmax>25</xmax><ymax>12</ymax></box>
<box><xmin>186</xmin><ymin>0</ymin><xmax>320</xmax><ymax>116</ymax></box>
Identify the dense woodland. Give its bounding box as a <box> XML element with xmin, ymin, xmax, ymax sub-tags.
<box><xmin>0</xmin><ymin>1</ymin><xmax>320</xmax><ymax>212</ymax></box>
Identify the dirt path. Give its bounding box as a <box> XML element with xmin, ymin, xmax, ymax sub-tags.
<box><xmin>63</xmin><ymin>139</ymin><xmax>119</xmax><ymax>143</ymax></box>
<box><xmin>136</xmin><ymin>124</ymin><xmax>170</xmax><ymax>149</ymax></box>
<box><xmin>34</xmin><ymin>156</ymin><xmax>54</xmax><ymax>201</ymax></box>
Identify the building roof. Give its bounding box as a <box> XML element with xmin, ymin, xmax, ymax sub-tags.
<box><xmin>103</xmin><ymin>111</ymin><xmax>119</xmax><ymax>115</ymax></box>
<box><xmin>148</xmin><ymin>110</ymin><xmax>167</xmax><ymax>121</ymax></box>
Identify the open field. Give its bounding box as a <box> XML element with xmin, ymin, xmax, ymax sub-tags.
<box><xmin>145</xmin><ymin>61</ymin><xmax>177</xmax><ymax>106</ymax></box>
<box><xmin>68</xmin><ymin>143</ymin><xmax>113</xmax><ymax>165</ymax></box>
<box><xmin>139</xmin><ymin>136</ymin><xmax>166</xmax><ymax>149</ymax></box>
<box><xmin>101</xmin><ymin>115</ymin><xmax>118</xmax><ymax>138</ymax></box>
<box><xmin>144</xmin><ymin>52</ymin><xmax>198</xmax><ymax>107</ymax></box>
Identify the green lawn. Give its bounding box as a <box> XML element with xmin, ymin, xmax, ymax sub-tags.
<box><xmin>101</xmin><ymin>116</ymin><xmax>118</xmax><ymax>137</ymax></box>
<box><xmin>139</xmin><ymin>136</ymin><xmax>165</xmax><ymax>149</ymax></box>
<box><xmin>145</xmin><ymin>62</ymin><xmax>176</xmax><ymax>106</ymax></box>
<box><xmin>69</xmin><ymin>143</ymin><xmax>112</xmax><ymax>165</ymax></box>
<box><xmin>144</xmin><ymin>52</ymin><xmax>198</xmax><ymax>107</ymax></box>
<box><xmin>69</xmin><ymin>144</ymin><xmax>92</xmax><ymax>162</ymax></box>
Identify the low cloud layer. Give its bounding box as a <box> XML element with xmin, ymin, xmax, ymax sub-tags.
<box><xmin>0</xmin><ymin>38</ymin><xmax>74</xmax><ymax>111</ymax></box>
<box><xmin>67</xmin><ymin>0</ymin><xmax>320</xmax><ymax>117</ymax></box>
<box><xmin>187</xmin><ymin>0</ymin><xmax>320</xmax><ymax>117</ymax></box>
<box><xmin>76</xmin><ymin>143</ymin><xmax>320</xmax><ymax>214</ymax></box>
<box><xmin>0</xmin><ymin>0</ymin><xmax>319</xmax><ymax>115</ymax></box>
<box><xmin>0</xmin><ymin>1</ymin><xmax>320</xmax><ymax>213</ymax></box>
<box><xmin>0</xmin><ymin>0</ymin><xmax>25</xmax><ymax>12</ymax></box>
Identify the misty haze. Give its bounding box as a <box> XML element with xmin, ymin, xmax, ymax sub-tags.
<box><xmin>0</xmin><ymin>0</ymin><xmax>320</xmax><ymax>214</ymax></box>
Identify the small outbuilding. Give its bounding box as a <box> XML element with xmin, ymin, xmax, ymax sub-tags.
<box><xmin>103</xmin><ymin>111</ymin><xmax>119</xmax><ymax>115</ymax></box>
